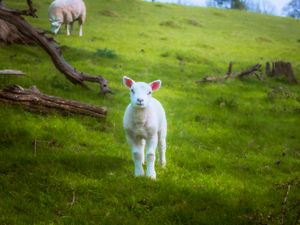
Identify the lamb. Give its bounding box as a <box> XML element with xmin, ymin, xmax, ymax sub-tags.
<box><xmin>123</xmin><ymin>76</ymin><xmax>167</xmax><ymax>179</ymax></box>
<box><xmin>48</xmin><ymin>0</ymin><xmax>86</xmax><ymax>36</ymax></box>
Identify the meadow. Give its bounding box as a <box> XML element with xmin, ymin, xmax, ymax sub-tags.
<box><xmin>0</xmin><ymin>0</ymin><xmax>300</xmax><ymax>224</ymax></box>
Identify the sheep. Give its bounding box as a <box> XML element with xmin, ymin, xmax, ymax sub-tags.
<box><xmin>48</xmin><ymin>0</ymin><xmax>86</xmax><ymax>36</ymax></box>
<box><xmin>123</xmin><ymin>76</ymin><xmax>167</xmax><ymax>179</ymax></box>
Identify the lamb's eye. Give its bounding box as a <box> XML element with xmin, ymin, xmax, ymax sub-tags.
<box><xmin>147</xmin><ymin>91</ymin><xmax>152</xmax><ymax>95</ymax></box>
<box><xmin>131</xmin><ymin>89</ymin><xmax>135</xmax><ymax>94</ymax></box>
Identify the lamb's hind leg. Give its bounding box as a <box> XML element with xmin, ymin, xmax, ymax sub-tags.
<box><xmin>79</xmin><ymin>20</ymin><xmax>83</xmax><ymax>37</ymax></box>
<box><xmin>158</xmin><ymin>131</ymin><xmax>166</xmax><ymax>167</ymax></box>
<box><xmin>158</xmin><ymin>121</ymin><xmax>167</xmax><ymax>167</ymax></box>
<box><xmin>66</xmin><ymin>23</ymin><xmax>71</xmax><ymax>36</ymax></box>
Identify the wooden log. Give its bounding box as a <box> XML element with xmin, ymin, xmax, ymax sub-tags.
<box><xmin>0</xmin><ymin>85</ymin><xmax>107</xmax><ymax>118</ymax></box>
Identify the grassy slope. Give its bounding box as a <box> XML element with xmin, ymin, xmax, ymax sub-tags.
<box><xmin>0</xmin><ymin>0</ymin><xmax>300</xmax><ymax>224</ymax></box>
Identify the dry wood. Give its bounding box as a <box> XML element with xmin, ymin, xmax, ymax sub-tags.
<box><xmin>0</xmin><ymin>1</ymin><xmax>112</xmax><ymax>94</ymax></box>
<box><xmin>0</xmin><ymin>69</ymin><xmax>25</xmax><ymax>75</ymax></box>
<box><xmin>196</xmin><ymin>75</ymin><xmax>225</xmax><ymax>83</ymax></box>
<box><xmin>266</xmin><ymin>61</ymin><xmax>298</xmax><ymax>84</ymax></box>
<box><xmin>236</xmin><ymin>64</ymin><xmax>262</xmax><ymax>79</ymax></box>
<box><xmin>0</xmin><ymin>0</ymin><xmax>37</xmax><ymax>44</ymax></box>
<box><xmin>196</xmin><ymin>63</ymin><xmax>263</xmax><ymax>83</ymax></box>
<box><xmin>0</xmin><ymin>85</ymin><xmax>107</xmax><ymax>118</ymax></box>
<box><xmin>225</xmin><ymin>62</ymin><xmax>233</xmax><ymax>79</ymax></box>
<box><xmin>0</xmin><ymin>19</ymin><xmax>35</xmax><ymax>44</ymax></box>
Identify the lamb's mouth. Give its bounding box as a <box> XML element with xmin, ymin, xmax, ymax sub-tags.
<box><xmin>136</xmin><ymin>103</ymin><xmax>145</xmax><ymax>107</ymax></box>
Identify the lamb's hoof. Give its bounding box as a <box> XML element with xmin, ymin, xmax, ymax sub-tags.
<box><xmin>134</xmin><ymin>169</ymin><xmax>144</xmax><ymax>177</ymax></box>
<box><xmin>159</xmin><ymin>160</ymin><xmax>166</xmax><ymax>168</ymax></box>
<box><xmin>146</xmin><ymin>171</ymin><xmax>156</xmax><ymax>180</ymax></box>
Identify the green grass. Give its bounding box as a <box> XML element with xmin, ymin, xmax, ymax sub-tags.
<box><xmin>1</xmin><ymin>0</ymin><xmax>300</xmax><ymax>224</ymax></box>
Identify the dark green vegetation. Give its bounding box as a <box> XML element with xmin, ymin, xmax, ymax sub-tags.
<box><xmin>0</xmin><ymin>0</ymin><xmax>300</xmax><ymax>224</ymax></box>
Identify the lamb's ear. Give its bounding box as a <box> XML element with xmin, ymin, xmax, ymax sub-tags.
<box><xmin>150</xmin><ymin>80</ymin><xmax>161</xmax><ymax>91</ymax></box>
<box><xmin>123</xmin><ymin>76</ymin><xmax>135</xmax><ymax>88</ymax></box>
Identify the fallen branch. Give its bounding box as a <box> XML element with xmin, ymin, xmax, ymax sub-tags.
<box><xmin>0</xmin><ymin>2</ymin><xmax>112</xmax><ymax>94</ymax></box>
<box><xmin>236</xmin><ymin>64</ymin><xmax>262</xmax><ymax>79</ymax></box>
<box><xmin>0</xmin><ymin>85</ymin><xmax>107</xmax><ymax>118</ymax></box>
<box><xmin>0</xmin><ymin>69</ymin><xmax>25</xmax><ymax>75</ymax></box>
<box><xmin>196</xmin><ymin>63</ymin><xmax>263</xmax><ymax>83</ymax></box>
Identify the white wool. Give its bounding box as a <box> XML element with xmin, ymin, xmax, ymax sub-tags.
<box><xmin>48</xmin><ymin>0</ymin><xmax>86</xmax><ymax>36</ymax></box>
<box><xmin>123</xmin><ymin>76</ymin><xmax>167</xmax><ymax>179</ymax></box>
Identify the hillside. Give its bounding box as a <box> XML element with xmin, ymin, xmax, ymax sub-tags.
<box><xmin>0</xmin><ymin>0</ymin><xmax>300</xmax><ymax>224</ymax></box>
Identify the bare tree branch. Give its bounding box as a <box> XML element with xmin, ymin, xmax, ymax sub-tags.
<box><xmin>0</xmin><ymin>3</ymin><xmax>112</xmax><ymax>94</ymax></box>
<box><xmin>196</xmin><ymin>63</ymin><xmax>263</xmax><ymax>83</ymax></box>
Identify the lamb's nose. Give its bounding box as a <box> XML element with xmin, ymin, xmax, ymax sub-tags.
<box><xmin>137</xmin><ymin>98</ymin><xmax>144</xmax><ymax>103</ymax></box>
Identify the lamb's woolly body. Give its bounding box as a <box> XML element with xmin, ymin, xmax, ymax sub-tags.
<box><xmin>124</xmin><ymin>98</ymin><xmax>166</xmax><ymax>141</ymax></box>
<box><xmin>48</xmin><ymin>0</ymin><xmax>86</xmax><ymax>36</ymax></box>
<box><xmin>123</xmin><ymin>77</ymin><xmax>167</xmax><ymax>179</ymax></box>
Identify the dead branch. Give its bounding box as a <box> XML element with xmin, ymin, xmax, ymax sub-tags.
<box><xmin>0</xmin><ymin>0</ymin><xmax>38</xmax><ymax>18</ymax></box>
<box><xmin>0</xmin><ymin>85</ymin><xmax>107</xmax><ymax>118</ymax></box>
<box><xmin>0</xmin><ymin>70</ymin><xmax>25</xmax><ymax>75</ymax></box>
<box><xmin>236</xmin><ymin>64</ymin><xmax>262</xmax><ymax>79</ymax></box>
<box><xmin>196</xmin><ymin>63</ymin><xmax>263</xmax><ymax>83</ymax></box>
<box><xmin>225</xmin><ymin>62</ymin><xmax>233</xmax><ymax>79</ymax></box>
<box><xmin>0</xmin><ymin>19</ymin><xmax>35</xmax><ymax>44</ymax></box>
<box><xmin>0</xmin><ymin>2</ymin><xmax>112</xmax><ymax>94</ymax></box>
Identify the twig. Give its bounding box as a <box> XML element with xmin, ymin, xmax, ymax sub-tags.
<box><xmin>0</xmin><ymin>70</ymin><xmax>25</xmax><ymax>76</ymax></box>
<box><xmin>69</xmin><ymin>191</ymin><xmax>76</xmax><ymax>206</ymax></box>
<box><xmin>281</xmin><ymin>184</ymin><xmax>291</xmax><ymax>225</ymax></box>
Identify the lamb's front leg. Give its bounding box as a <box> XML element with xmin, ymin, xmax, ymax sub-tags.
<box><xmin>126</xmin><ymin>134</ymin><xmax>144</xmax><ymax>177</ymax></box>
<box><xmin>146</xmin><ymin>134</ymin><xmax>158</xmax><ymax>179</ymax></box>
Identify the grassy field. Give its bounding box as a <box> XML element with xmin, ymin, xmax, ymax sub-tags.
<box><xmin>0</xmin><ymin>0</ymin><xmax>300</xmax><ymax>224</ymax></box>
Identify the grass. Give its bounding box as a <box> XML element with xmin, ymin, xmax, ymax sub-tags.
<box><xmin>0</xmin><ymin>0</ymin><xmax>300</xmax><ymax>224</ymax></box>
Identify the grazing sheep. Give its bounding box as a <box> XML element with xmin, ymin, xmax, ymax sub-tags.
<box><xmin>48</xmin><ymin>0</ymin><xmax>86</xmax><ymax>36</ymax></box>
<box><xmin>123</xmin><ymin>76</ymin><xmax>167</xmax><ymax>179</ymax></box>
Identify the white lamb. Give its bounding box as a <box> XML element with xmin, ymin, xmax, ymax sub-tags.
<box><xmin>123</xmin><ymin>76</ymin><xmax>167</xmax><ymax>179</ymax></box>
<box><xmin>48</xmin><ymin>0</ymin><xmax>86</xmax><ymax>36</ymax></box>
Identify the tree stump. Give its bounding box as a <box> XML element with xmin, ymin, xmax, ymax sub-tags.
<box><xmin>266</xmin><ymin>61</ymin><xmax>298</xmax><ymax>84</ymax></box>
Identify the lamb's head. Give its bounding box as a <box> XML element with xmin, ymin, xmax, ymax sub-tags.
<box><xmin>123</xmin><ymin>76</ymin><xmax>161</xmax><ymax>109</ymax></box>
<box><xmin>49</xmin><ymin>16</ymin><xmax>62</xmax><ymax>34</ymax></box>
